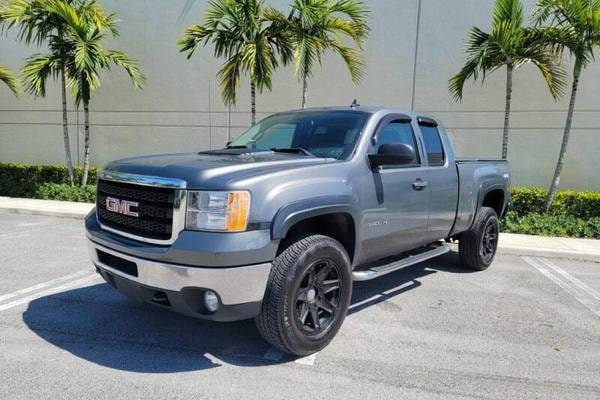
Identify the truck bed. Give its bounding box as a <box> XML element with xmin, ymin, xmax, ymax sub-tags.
<box><xmin>451</xmin><ymin>159</ymin><xmax>510</xmax><ymax>236</ymax></box>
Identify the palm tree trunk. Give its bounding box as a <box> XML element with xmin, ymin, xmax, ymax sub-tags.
<box><xmin>81</xmin><ymin>101</ymin><xmax>91</xmax><ymax>186</ymax></box>
<box><xmin>301</xmin><ymin>73</ymin><xmax>308</xmax><ymax>109</ymax></box>
<box><xmin>61</xmin><ymin>65</ymin><xmax>75</xmax><ymax>186</ymax></box>
<box><xmin>250</xmin><ymin>82</ymin><xmax>256</xmax><ymax>126</ymax></box>
<box><xmin>502</xmin><ymin>64</ymin><xmax>513</xmax><ymax>160</ymax></box>
<box><xmin>544</xmin><ymin>67</ymin><xmax>581</xmax><ymax>212</ymax></box>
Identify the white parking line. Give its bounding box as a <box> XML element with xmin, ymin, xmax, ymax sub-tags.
<box><xmin>0</xmin><ymin>274</ymin><xmax>99</xmax><ymax>312</ymax></box>
<box><xmin>537</xmin><ymin>257</ymin><xmax>600</xmax><ymax>301</ymax></box>
<box><xmin>0</xmin><ymin>270</ymin><xmax>91</xmax><ymax>303</ymax></box>
<box><xmin>295</xmin><ymin>352</ymin><xmax>318</xmax><ymax>366</ymax></box>
<box><xmin>262</xmin><ymin>347</ymin><xmax>319</xmax><ymax>365</ymax></box>
<box><xmin>522</xmin><ymin>257</ymin><xmax>600</xmax><ymax>317</ymax></box>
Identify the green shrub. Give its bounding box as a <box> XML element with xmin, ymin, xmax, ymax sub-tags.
<box><xmin>35</xmin><ymin>183</ymin><xmax>96</xmax><ymax>203</ymax></box>
<box><xmin>510</xmin><ymin>187</ymin><xmax>600</xmax><ymax>219</ymax></box>
<box><xmin>0</xmin><ymin>163</ymin><xmax>100</xmax><ymax>198</ymax></box>
<box><xmin>503</xmin><ymin>188</ymin><xmax>600</xmax><ymax>238</ymax></box>
<box><xmin>501</xmin><ymin>210</ymin><xmax>600</xmax><ymax>239</ymax></box>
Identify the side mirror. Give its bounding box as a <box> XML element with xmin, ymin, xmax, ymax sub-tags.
<box><xmin>369</xmin><ymin>143</ymin><xmax>416</xmax><ymax>168</ymax></box>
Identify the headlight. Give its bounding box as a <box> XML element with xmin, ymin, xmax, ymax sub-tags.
<box><xmin>186</xmin><ymin>191</ymin><xmax>250</xmax><ymax>232</ymax></box>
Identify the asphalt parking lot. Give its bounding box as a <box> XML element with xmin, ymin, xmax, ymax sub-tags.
<box><xmin>1</xmin><ymin>214</ymin><xmax>599</xmax><ymax>400</ymax></box>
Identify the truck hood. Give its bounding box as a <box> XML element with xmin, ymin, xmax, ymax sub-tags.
<box><xmin>103</xmin><ymin>151</ymin><xmax>335</xmax><ymax>188</ymax></box>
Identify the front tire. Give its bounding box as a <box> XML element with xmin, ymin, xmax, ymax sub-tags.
<box><xmin>255</xmin><ymin>234</ymin><xmax>352</xmax><ymax>356</ymax></box>
<box><xmin>458</xmin><ymin>206</ymin><xmax>499</xmax><ymax>271</ymax></box>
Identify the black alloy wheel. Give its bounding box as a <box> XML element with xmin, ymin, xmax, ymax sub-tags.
<box><xmin>255</xmin><ymin>234</ymin><xmax>352</xmax><ymax>356</ymax></box>
<box><xmin>293</xmin><ymin>259</ymin><xmax>342</xmax><ymax>337</ymax></box>
<box><xmin>481</xmin><ymin>218</ymin><xmax>499</xmax><ymax>264</ymax></box>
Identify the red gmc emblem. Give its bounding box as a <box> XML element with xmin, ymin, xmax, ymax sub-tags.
<box><xmin>105</xmin><ymin>197</ymin><xmax>139</xmax><ymax>217</ymax></box>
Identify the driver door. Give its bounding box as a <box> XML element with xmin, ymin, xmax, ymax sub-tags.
<box><xmin>360</xmin><ymin>117</ymin><xmax>430</xmax><ymax>261</ymax></box>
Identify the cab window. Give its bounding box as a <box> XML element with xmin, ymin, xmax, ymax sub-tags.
<box><xmin>370</xmin><ymin>121</ymin><xmax>420</xmax><ymax>166</ymax></box>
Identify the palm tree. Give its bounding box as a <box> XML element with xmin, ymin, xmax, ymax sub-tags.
<box><xmin>178</xmin><ymin>0</ymin><xmax>292</xmax><ymax>125</ymax></box>
<box><xmin>264</xmin><ymin>0</ymin><xmax>369</xmax><ymax>108</ymax></box>
<box><xmin>25</xmin><ymin>0</ymin><xmax>144</xmax><ymax>186</ymax></box>
<box><xmin>0</xmin><ymin>0</ymin><xmax>115</xmax><ymax>185</ymax></box>
<box><xmin>449</xmin><ymin>0</ymin><xmax>566</xmax><ymax>160</ymax></box>
<box><xmin>534</xmin><ymin>0</ymin><xmax>600</xmax><ymax>211</ymax></box>
<box><xmin>0</xmin><ymin>64</ymin><xmax>20</xmax><ymax>95</ymax></box>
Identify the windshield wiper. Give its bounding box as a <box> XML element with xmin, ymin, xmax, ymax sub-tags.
<box><xmin>225</xmin><ymin>145</ymin><xmax>248</xmax><ymax>149</ymax></box>
<box><xmin>270</xmin><ymin>147</ymin><xmax>316</xmax><ymax>157</ymax></box>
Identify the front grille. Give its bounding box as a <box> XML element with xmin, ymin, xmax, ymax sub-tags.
<box><xmin>97</xmin><ymin>179</ymin><xmax>176</xmax><ymax>240</ymax></box>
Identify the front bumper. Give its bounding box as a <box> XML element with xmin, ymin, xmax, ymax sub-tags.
<box><xmin>88</xmin><ymin>240</ymin><xmax>272</xmax><ymax>321</ymax></box>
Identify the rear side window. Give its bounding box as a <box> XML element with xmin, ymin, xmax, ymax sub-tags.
<box><xmin>419</xmin><ymin>124</ymin><xmax>445</xmax><ymax>166</ymax></box>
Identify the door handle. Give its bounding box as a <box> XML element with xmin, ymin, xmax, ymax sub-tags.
<box><xmin>412</xmin><ymin>179</ymin><xmax>428</xmax><ymax>191</ymax></box>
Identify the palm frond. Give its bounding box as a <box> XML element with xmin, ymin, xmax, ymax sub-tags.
<box><xmin>448</xmin><ymin>58</ymin><xmax>480</xmax><ymax>102</ymax></box>
<box><xmin>534</xmin><ymin>0</ymin><xmax>600</xmax><ymax>69</ymax></box>
<box><xmin>21</xmin><ymin>52</ymin><xmax>60</xmax><ymax>97</ymax></box>
<box><xmin>0</xmin><ymin>0</ymin><xmax>54</xmax><ymax>45</ymax></box>
<box><xmin>218</xmin><ymin>53</ymin><xmax>243</xmax><ymax>105</ymax></box>
<box><xmin>328</xmin><ymin>38</ymin><xmax>365</xmax><ymax>84</ymax></box>
<box><xmin>0</xmin><ymin>63</ymin><xmax>21</xmax><ymax>96</ymax></box>
<box><xmin>106</xmin><ymin>50</ymin><xmax>145</xmax><ymax>89</ymax></box>
<box><xmin>329</xmin><ymin>0</ymin><xmax>370</xmax><ymax>25</ymax></box>
<box><xmin>492</xmin><ymin>0</ymin><xmax>524</xmax><ymax>28</ymax></box>
<box><xmin>178</xmin><ymin>24</ymin><xmax>212</xmax><ymax>58</ymax></box>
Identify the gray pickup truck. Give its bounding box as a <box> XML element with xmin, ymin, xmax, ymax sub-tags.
<box><xmin>85</xmin><ymin>106</ymin><xmax>510</xmax><ymax>355</ymax></box>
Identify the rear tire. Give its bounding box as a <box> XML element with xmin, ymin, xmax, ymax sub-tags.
<box><xmin>458</xmin><ymin>206</ymin><xmax>499</xmax><ymax>271</ymax></box>
<box><xmin>255</xmin><ymin>234</ymin><xmax>352</xmax><ymax>356</ymax></box>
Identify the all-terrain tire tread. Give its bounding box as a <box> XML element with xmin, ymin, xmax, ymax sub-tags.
<box><xmin>458</xmin><ymin>206</ymin><xmax>498</xmax><ymax>271</ymax></box>
<box><xmin>458</xmin><ymin>207</ymin><xmax>498</xmax><ymax>271</ymax></box>
<box><xmin>255</xmin><ymin>234</ymin><xmax>344</xmax><ymax>354</ymax></box>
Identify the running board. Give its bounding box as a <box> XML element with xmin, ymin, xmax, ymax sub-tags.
<box><xmin>352</xmin><ymin>243</ymin><xmax>450</xmax><ymax>281</ymax></box>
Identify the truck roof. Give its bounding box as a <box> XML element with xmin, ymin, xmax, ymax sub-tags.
<box><xmin>275</xmin><ymin>106</ymin><xmax>436</xmax><ymax>122</ymax></box>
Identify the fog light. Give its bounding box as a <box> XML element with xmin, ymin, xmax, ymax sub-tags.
<box><xmin>204</xmin><ymin>290</ymin><xmax>219</xmax><ymax>312</ymax></box>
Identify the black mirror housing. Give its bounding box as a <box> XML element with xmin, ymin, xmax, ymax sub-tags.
<box><xmin>369</xmin><ymin>143</ymin><xmax>417</xmax><ymax>168</ymax></box>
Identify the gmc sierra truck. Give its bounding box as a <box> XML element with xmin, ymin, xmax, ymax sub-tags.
<box><xmin>85</xmin><ymin>106</ymin><xmax>510</xmax><ymax>356</ymax></box>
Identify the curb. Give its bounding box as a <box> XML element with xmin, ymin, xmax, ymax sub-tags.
<box><xmin>0</xmin><ymin>204</ymin><xmax>93</xmax><ymax>220</ymax></box>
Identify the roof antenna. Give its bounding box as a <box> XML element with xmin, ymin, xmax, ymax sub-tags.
<box><xmin>350</xmin><ymin>99</ymin><xmax>360</xmax><ymax>109</ymax></box>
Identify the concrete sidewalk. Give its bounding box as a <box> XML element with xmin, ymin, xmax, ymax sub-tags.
<box><xmin>497</xmin><ymin>233</ymin><xmax>600</xmax><ymax>260</ymax></box>
<box><xmin>1</xmin><ymin>196</ymin><xmax>599</xmax><ymax>260</ymax></box>
<box><xmin>0</xmin><ymin>197</ymin><xmax>94</xmax><ymax>219</ymax></box>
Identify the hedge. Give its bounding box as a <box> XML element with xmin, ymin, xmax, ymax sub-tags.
<box><xmin>0</xmin><ymin>162</ymin><xmax>100</xmax><ymax>199</ymax></box>
<box><xmin>35</xmin><ymin>183</ymin><xmax>96</xmax><ymax>203</ymax></box>
<box><xmin>504</xmin><ymin>187</ymin><xmax>600</xmax><ymax>239</ymax></box>
<box><xmin>510</xmin><ymin>187</ymin><xmax>600</xmax><ymax>219</ymax></box>
<box><xmin>502</xmin><ymin>211</ymin><xmax>600</xmax><ymax>239</ymax></box>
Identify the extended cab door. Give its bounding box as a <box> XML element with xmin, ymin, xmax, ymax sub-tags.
<box><xmin>360</xmin><ymin>115</ymin><xmax>430</xmax><ymax>262</ymax></box>
<box><xmin>417</xmin><ymin>117</ymin><xmax>459</xmax><ymax>242</ymax></box>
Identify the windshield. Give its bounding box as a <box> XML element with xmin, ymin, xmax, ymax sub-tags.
<box><xmin>229</xmin><ymin>111</ymin><xmax>370</xmax><ymax>159</ymax></box>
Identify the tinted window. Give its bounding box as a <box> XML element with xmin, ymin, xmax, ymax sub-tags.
<box><xmin>371</xmin><ymin>121</ymin><xmax>420</xmax><ymax>165</ymax></box>
<box><xmin>229</xmin><ymin>111</ymin><xmax>370</xmax><ymax>159</ymax></box>
<box><xmin>420</xmin><ymin>125</ymin><xmax>445</xmax><ymax>166</ymax></box>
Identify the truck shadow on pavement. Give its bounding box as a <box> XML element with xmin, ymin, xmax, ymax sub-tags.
<box><xmin>22</xmin><ymin>252</ymin><xmax>472</xmax><ymax>372</ymax></box>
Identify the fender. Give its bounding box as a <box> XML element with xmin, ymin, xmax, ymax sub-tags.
<box><xmin>271</xmin><ymin>195</ymin><xmax>360</xmax><ymax>242</ymax></box>
<box><xmin>471</xmin><ymin>182</ymin><xmax>509</xmax><ymax>228</ymax></box>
